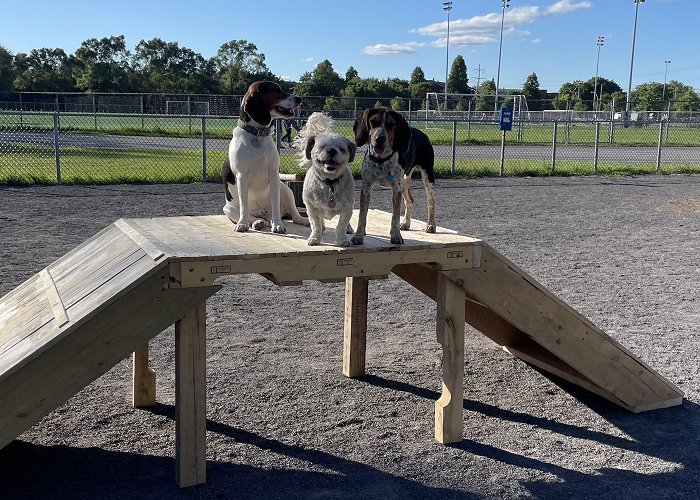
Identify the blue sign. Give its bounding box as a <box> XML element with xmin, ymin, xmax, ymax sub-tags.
<box><xmin>499</xmin><ymin>107</ymin><xmax>513</xmax><ymax>131</ymax></box>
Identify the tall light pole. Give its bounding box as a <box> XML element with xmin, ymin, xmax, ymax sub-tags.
<box><xmin>443</xmin><ymin>1</ymin><xmax>453</xmax><ymax>111</ymax></box>
<box><xmin>626</xmin><ymin>0</ymin><xmax>645</xmax><ymax>116</ymax></box>
<box><xmin>593</xmin><ymin>36</ymin><xmax>604</xmax><ymax>112</ymax></box>
<box><xmin>495</xmin><ymin>0</ymin><xmax>510</xmax><ymax>112</ymax></box>
<box><xmin>662</xmin><ymin>60</ymin><xmax>671</xmax><ymax>104</ymax></box>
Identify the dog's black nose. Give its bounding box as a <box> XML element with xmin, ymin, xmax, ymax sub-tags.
<box><xmin>375</xmin><ymin>136</ymin><xmax>386</xmax><ymax>145</ymax></box>
<box><xmin>328</xmin><ymin>148</ymin><xmax>337</xmax><ymax>157</ymax></box>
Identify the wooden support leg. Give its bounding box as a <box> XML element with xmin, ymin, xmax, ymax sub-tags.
<box><xmin>132</xmin><ymin>343</ymin><xmax>156</xmax><ymax>407</ymax></box>
<box><xmin>343</xmin><ymin>276</ymin><xmax>368</xmax><ymax>377</ymax></box>
<box><xmin>434</xmin><ymin>273</ymin><xmax>465</xmax><ymax>444</ymax></box>
<box><xmin>175</xmin><ymin>302</ymin><xmax>207</xmax><ymax>487</ymax></box>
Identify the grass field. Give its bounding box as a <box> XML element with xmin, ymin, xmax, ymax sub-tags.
<box><xmin>2</xmin><ymin>111</ymin><xmax>700</xmax><ymax>146</ymax></box>
<box><xmin>2</xmin><ymin>143</ymin><xmax>698</xmax><ymax>185</ymax></box>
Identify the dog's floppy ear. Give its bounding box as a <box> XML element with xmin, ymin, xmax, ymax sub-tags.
<box><xmin>305</xmin><ymin>136</ymin><xmax>316</xmax><ymax>160</ymax></box>
<box><xmin>353</xmin><ymin>110</ymin><xmax>370</xmax><ymax>147</ymax></box>
<box><xmin>242</xmin><ymin>84</ymin><xmax>271</xmax><ymax>125</ymax></box>
<box><xmin>390</xmin><ymin>111</ymin><xmax>411</xmax><ymax>154</ymax></box>
<box><xmin>346</xmin><ymin>138</ymin><xmax>357</xmax><ymax>163</ymax></box>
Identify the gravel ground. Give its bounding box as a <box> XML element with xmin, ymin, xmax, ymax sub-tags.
<box><xmin>0</xmin><ymin>175</ymin><xmax>699</xmax><ymax>499</ymax></box>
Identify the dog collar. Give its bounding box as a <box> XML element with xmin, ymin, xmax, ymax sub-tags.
<box><xmin>237</xmin><ymin>119</ymin><xmax>271</xmax><ymax>137</ymax></box>
<box><xmin>366</xmin><ymin>150</ymin><xmax>393</xmax><ymax>165</ymax></box>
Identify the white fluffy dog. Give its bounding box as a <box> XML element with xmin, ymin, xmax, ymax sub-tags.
<box><xmin>296</xmin><ymin>113</ymin><xmax>357</xmax><ymax>246</ymax></box>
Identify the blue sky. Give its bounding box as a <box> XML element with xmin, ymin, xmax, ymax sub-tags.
<box><xmin>2</xmin><ymin>0</ymin><xmax>697</xmax><ymax>93</ymax></box>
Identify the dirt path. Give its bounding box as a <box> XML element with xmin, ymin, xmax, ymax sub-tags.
<box><xmin>1</xmin><ymin>175</ymin><xmax>699</xmax><ymax>499</ymax></box>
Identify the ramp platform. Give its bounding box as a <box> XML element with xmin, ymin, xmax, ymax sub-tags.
<box><xmin>0</xmin><ymin>209</ymin><xmax>683</xmax><ymax>487</ymax></box>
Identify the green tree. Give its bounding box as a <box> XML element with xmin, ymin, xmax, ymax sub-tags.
<box><xmin>345</xmin><ymin>66</ymin><xmax>358</xmax><ymax>82</ymax></box>
<box><xmin>0</xmin><ymin>45</ymin><xmax>14</xmax><ymax>91</ymax></box>
<box><xmin>475</xmin><ymin>79</ymin><xmax>495</xmax><ymax>111</ymax></box>
<box><xmin>211</xmin><ymin>40</ymin><xmax>273</xmax><ymax>94</ymax></box>
<box><xmin>631</xmin><ymin>82</ymin><xmax>664</xmax><ymax>111</ymax></box>
<box><xmin>133</xmin><ymin>38</ymin><xmax>215</xmax><ymax>93</ymax></box>
<box><xmin>13</xmin><ymin>48</ymin><xmax>76</xmax><ymax>91</ymax></box>
<box><xmin>294</xmin><ymin>59</ymin><xmax>344</xmax><ymax>97</ymax></box>
<box><xmin>74</xmin><ymin>35</ymin><xmax>131</xmax><ymax>92</ymax></box>
<box><xmin>521</xmin><ymin>72</ymin><xmax>542</xmax><ymax>111</ymax></box>
<box><xmin>552</xmin><ymin>80</ymin><xmax>585</xmax><ymax>110</ymax></box>
<box><xmin>447</xmin><ymin>55</ymin><xmax>469</xmax><ymax>94</ymax></box>
<box><xmin>408</xmin><ymin>66</ymin><xmax>432</xmax><ymax>98</ymax></box>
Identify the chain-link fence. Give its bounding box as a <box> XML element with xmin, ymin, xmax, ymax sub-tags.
<box><xmin>2</xmin><ymin>109</ymin><xmax>700</xmax><ymax>185</ymax></box>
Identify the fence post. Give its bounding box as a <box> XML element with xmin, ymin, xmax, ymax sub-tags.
<box><xmin>53</xmin><ymin>113</ymin><xmax>61</xmax><ymax>184</ymax></box>
<box><xmin>451</xmin><ymin>121</ymin><xmax>457</xmax><ymax>177</ymax></box>
<box><xmin>656</xmin><ymin>121</ymin><xmax>664</xmax><ymax>173</ymax></box>
<box><xmin>201</xmin><ymin>117</ymin><xmax>207</xmax><ymax>181</ymax></box>
<box><xmin>141</xmin><ymin>95</ymin><xmax>145</xmax><ymax>130</ymax></box>
<box><xmin>19</xmin><ymin>93</ymin><xmax>23</xmax><ymax>127</ymax></box>
<box><xmin>93</xmin><ymin>95</ymin><xmax>98</xmax><ymax>131</ymax></box>
<box><xmin>499</xmin><ymin>129</ymin><xmax>506</xmax><ymax>177</ymax></box>
<box><xmin>467</xmin><ymin>101</ymin><xmax>472</xmax><ymax>142</ymax></box>
<box><xmin>593</xmin><ymin>121</ymin><xmax>600</xmax><ymax>174</ymax></box>
<box><xmin>551</xmin><ymin>121</ymin><xmax>558</xmax><ymax>173</ymax></box>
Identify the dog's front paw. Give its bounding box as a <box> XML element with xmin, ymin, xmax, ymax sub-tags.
<box><xmin>271</xmin><ymin>221</ymin><xmax>287</xmax><ymax>234</ymax></box>
<box><xmin>234</xmin><ymin>222</ymin><xmax>249</xmax><ymax>232</ymax></box>
<box><xmin>400</xmin><ymin>221</ymin><xmax>411</xmax><ymax>231</ymax></box>
<box><xmin>299</xmin><ymin>217</ymin><xmax>311</xmax><ymax>227</ymax></box>
<box><xmin>307</xmin><ymin>236</ymin><xmax>320</xmax><ymax>246</ymax></box>
<box><xmin>336</xmin><ymin>238</ymin><xmax>352</xmax><ymax>247</ymax></box>
<box><xmin>351</xmin><ymin>233</ymin><xmax>364</xmax><ymax>245</ymax></box>
<box><xmin>390</xmin><ymin>232</ymin><xmax>404</xmax><ymax>245</ymax></box>
<box><xmin>251</xmin><ymin>219</ymin><xmax>268</xmax><ymax>231</ymax></box>
<box><xmin>425</xmin><ymin>224</ymin><xmax>436</xmax><ymax>233</ymax></box>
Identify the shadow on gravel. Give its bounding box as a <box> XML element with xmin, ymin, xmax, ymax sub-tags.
<box><xmin>359</xmin><ymin>373</ymin><xmax>700</xmax><ymax>499</ymax></box>
<box><xmin>0</xmin><ymin>402</ymin><xmax>477</xmax><ymax>500</ymax></box>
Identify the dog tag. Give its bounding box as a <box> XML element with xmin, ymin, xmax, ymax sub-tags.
<box><xmin>386</xmin><ymin>173</ymin><xmax>394</xmax><ymax>182</ymax></box>
<box><xmin>327</xmin><ymin>196</ymin><xmax>336</xmax><ymax>209</ymax></box>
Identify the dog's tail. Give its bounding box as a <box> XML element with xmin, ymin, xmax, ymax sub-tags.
<box><xmin>293</xmin><ymin>112</ymin><xmax>334</xmax><ymax>167</ymax></box>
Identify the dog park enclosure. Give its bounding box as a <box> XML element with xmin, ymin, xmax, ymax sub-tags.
<box><xmin>0</xmin><ymin>209</ymin><xmax>683</xmax><ymax>487</ymax></box>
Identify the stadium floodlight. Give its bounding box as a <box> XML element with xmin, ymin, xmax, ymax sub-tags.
<box><xmin>593</xmin><ymin>36</ymin><xmax>605</xmax><ymax>111</ymax></box>
<box><xmin>443</xmin><ymin>1</ymin><xmax>453</xmax><ymax>111</ymax></box>
<box><xmin>662</xmin><ymin>60</ymin><xmax>672</xmax><ymax>104</ymax></box>
<box><xmin>495</xmin><ymin>0</ymin><xmax>510</xmax><ymax>112</ymax></box>
<box><xmin>626</xmin><ymin>0</ymin><xmax>645</xmax><ymax>115</ymax></box>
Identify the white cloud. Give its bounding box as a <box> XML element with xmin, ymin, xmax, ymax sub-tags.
<box><xmin>415</xmin><ymin>6</ymin><xmax>540</xmax><ymax>45</ymax></box>
<box><xmin>531</xmin><ymin>38</ymin><xmax>541</xmax><ymax>44</ymax></box>
<box><xmin>301</xmin><ymin>57</ymin><xmax>314</xmax><ymax>62</ymax></box>
<box><xmin>545</xmin><ymin>0</ymin><xmax>592</xmax><ymax>15</ymax></box>
<box><xmin>362</xmin><ymin>43</ymin><xmax>418</xmax><ymax>55</ymax></box>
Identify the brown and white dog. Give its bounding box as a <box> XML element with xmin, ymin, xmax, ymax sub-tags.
<box><xmin>223</xmin><ymin>81</ymin><xmax>309</xmax><ymax>233</ymax></box>
<box><xmin>351</xmin><ymin>107</ymin><xmax>436</xmax><ymax>245</ymax></box>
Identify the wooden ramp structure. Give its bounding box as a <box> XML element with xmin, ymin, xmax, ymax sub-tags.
<box><xmin>0</xmin><ymin>209</ymin><xmax>682</xmax><ymax>487</ymax></box>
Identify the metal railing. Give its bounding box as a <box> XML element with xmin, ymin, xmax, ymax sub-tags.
<box><xmin>1</xmin><ymin>110</ymin><xmax>699</xmax><ymax>185</ymax></box>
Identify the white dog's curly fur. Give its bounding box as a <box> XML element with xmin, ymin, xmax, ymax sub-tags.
<box><xmin>296</xmin><ymin>113</ymin><xmax>357</xmax><ymax>246</ymax></box>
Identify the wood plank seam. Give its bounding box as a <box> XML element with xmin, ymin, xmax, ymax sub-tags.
<box><xmin>114</xmin><ymin>219</ymin><xmax>167</xmax><ymax>262</ymax></box>
<box><xmin>39</xmin><ymin>268</ymin><xmax>69</xmax><ymax>327</ymax></box>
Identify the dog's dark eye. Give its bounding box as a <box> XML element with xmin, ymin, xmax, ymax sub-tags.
<box><xmin>386</xmin><ymin>122</ymin><xmax>395</xmax><ymax>129</ymax></box>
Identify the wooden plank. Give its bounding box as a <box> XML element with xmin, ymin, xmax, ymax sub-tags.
<box><xmin>434</xmin><ymin>273</ymin><xmax>465</xmax><ymax>444</ymax></box>
<box><xmin>114</xmin><ymin>219</ymin><xmax>167</xmax><ymax>261</ymax></box>
<box><xmin>0</xmin><ymin>271</ymin><xmax>220</xmax><ymax>451</ymax></box>
<box><xmin>393</xmin><ymin>263</ymin><xmax>523</xmax><ymax>347</ymax></box>
<box><xmin>132</xmin><ymin>343</ymin><xmax>156</xmax><ymax>407</ymax></box>
<box><xmin>178</xmin><ymin>244</ymin><xmax>477</xmax><ymax>287</ymax></box>
<box><xmin>0</xmin><ymin>275</ymin><xmax>54</xmax><ymax>358</ymax></box>
<box><xmin>39</xmin><ymin>268</ymin><xmax>69</xmax><ymax>327</ymax></box>
<box><xmin>175</xmin><ymin>302</ymin><xmax>207</xmax><ymax>488</ymax></box>
<box><xmin>343</xmin><ymin>277</ymin><xmax>368</xmax><ymax>378</ymax></box>
<box><xmin>443</xmin><ymin>243</ymin><xmax>683</xmax><ymax>411</ymax></box>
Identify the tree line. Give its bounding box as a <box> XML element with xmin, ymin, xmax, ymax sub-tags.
<box><xmin>0</xmin><ymin>35</ymin><xmax>697</xmax><ymax>112</ymax></box>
